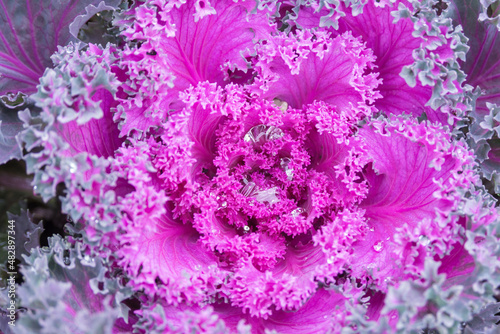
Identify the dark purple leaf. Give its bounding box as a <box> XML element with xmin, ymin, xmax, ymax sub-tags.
<box><xmin>6</xmin><ymin>209</ymin><xmax>43</xmax><ymax>263</ymax></box>
<box><xmin>0</xmin><ymin>0</ymin><xmax>120</xmax><ymax>96</ymax></box>
<box><xmin>447</xmin><ymin>0</ymin><xmax>500</xmax><ymax>116</ymax></box>
<box><xmin>0</xmin><ymin>102</ymin><xmax>24</xmax><ymax>164</ymax></box>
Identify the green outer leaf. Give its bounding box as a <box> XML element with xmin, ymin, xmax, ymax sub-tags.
<box><xmin>0</xmin><ymin>101</ymin><xmax>25</xmax><ymax>164</ymax></box>
<box><xmin>13</xmin><ymin>235</ymin><xmax>133</xmax><ymax>334</ymax></box>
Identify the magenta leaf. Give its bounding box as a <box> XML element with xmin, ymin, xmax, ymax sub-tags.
<box><xmin>351</xmin><ymin>116</ymin><xmax>475</xmax><ymax>284</ymax></box>
<box><xmin>337</xmin><ymin>1</ymin><xmax>434</xmax><ymax>120</ymax></box>
<box><xmin>255</xmin><ymin>30</ymin><xmax>381</xmax><ymax>113</ymax></box>
<box><xmin>116</xmin><ymin>0</ymin><xmax>274</xmax><ymax>136</ymax></box>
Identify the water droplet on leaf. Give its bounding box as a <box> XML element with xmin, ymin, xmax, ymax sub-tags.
<box><xmin>240</xmin><ymin>181</ymin><xmax>257</xmax><ymax>197</ymax></box>
<box><xmin>63</xmin><ymin>250</ymin><xmax>71</xmax><ymax>265</ymax></box>
<box><xmin>240</xmin><ymin>182</ymin><xmax>279</xmax><ymax>205</ymax></box>
<box><xmin>373</xmin><ymin>240</ymin><xmax>383</xmax><ymax>252</ymax></box>
<box><xmin>243</xmin><ymin>124</ymin><xmax>283</xmax><ymax>144</ymax></box>
<box><xmin>419</xmin><ymin>235</ymin><xmax>429</xmax><ymax>246</ymax></box>
<box><xmin>217</xmin><ymin>201</ymin><xmax>228</xmax><ymax>210</ymax></box>
<box><xmin>69</xmin><ymin>162</ymin><xmax>77</xmax><ymax>173</ymax></box>
<box><xmin>291</xmin><ymin>207</ymin><xmax>306</xmax><ymax>217</ymax></box>
<box><xmin>280</xmin><ymin>157</ymin><xmax>294</xmax><ymax>180</ymax></box>
<box><xmin>254</xmin><ymin>187</ymin><xmax>279</xmax><ymax>205</ymax></box>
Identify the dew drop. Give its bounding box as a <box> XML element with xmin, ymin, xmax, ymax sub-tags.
<box><xmin>241</xmin><ymin>182</ymin><xmax>278</xmax><ymax>205</ymax></box>
<box><xmin>280</xmin><ymin>157</ymin><xmax>294</xmax><ymax>181</ymax></box>
<box><xmin>218</xmin><ymin>201</ymin><xmax>228</xmax><ymax>210</ymax></box>
<box><xmin>291</xmin><ymin>207</ymin><xmax>306</xmax><ymax>217</ymax></box>
<box><xmin>254</xmin><ymin>187</ymin><xmax>279</xmax><ymax>205</ymax></box>
<box><xmin>243</xmin><ymin>124</ymin><xmax>283</xmax><ymax>144</ymax></box>
<box><xmin>267</xmin><ymin>126</ymin><xmax>284</xmax><ymax>141</ymax></box>
<box><xmin>243</xmin><ymin>226</ymin><xmax>250</xmax><ymax>232</ymax></box>
<box><xmin>63</xmin><ymin>250</ymin><xmax>71</xmax><ymax>266</ymax></box>
<box><xmin>244</xmin><ymin>124</ymin><xmax>266</xmax><ymax>143</ymax></box>
<box><xmin>240</xmin><ymin>181</ymin><xmax>257</xmax><ymax>197</ymax></box>
<box><xmin>66</xmin><ymin>44</ymin><xmax>74</xmax><ymax>54</ymax></box>
<box><xmin>327</xmin><ymin>257</ymin><xmax>334</xmax><ymax>264</ymax></box>
<box><xmin>419</xmin><ymin>235</ymin><xmax>429</xmax><ymax>246</ymax></box>
<box><xmin>373</xmin><ymin>240</ymin><xmax>383</xmax><ymax>252</ymax></box>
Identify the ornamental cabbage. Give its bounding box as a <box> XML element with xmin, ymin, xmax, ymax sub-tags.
<box><xmin>1</xmin><ymin>0</ymin><xmax>500</xmax><ymax>333</ymax></box>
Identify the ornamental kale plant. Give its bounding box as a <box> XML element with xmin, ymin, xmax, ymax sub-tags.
<box><xmin>2</xmin><ymin>0</ymin><xmax>500</xmax><ymax>333</ymax></box>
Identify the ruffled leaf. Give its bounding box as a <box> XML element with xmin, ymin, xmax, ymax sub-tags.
<box><xmin>351</xmin><ymin>116</ymin><xmax>476</xmax><ymax>284</ymax></box>
<box><xmin>6</xmin><ymin>209</ymin><xmax>43</xmax><ymax>264</ymax></box>
<box><xmin>448</xmin><ymin>0</ymin><xmax>500</xmax><ymax>192</ymax></box>
<box><xmin>115</xmin><ymin>0</ymin><xmax>275</xmax><ymax>137</ymax></box>
<box><xmin>14</xmin><ymin>235</ymin><xmax>131</xmax><ymax>334</ymax></box>
<box><xmin>448</xmin><ymin>0</ymin><xmax>500</xmax><ymax>116</ymax></box>
<box><xmin>254</xmin><ymin>30</ymin><xmax>381</xmax><ymax>114</ymax></box>
<box><xmin>69</xmin><ymin>1</ymin><xmax>121</xmax><ymax>41</ymax></box>
<box><xmin>0</xmin><ymin>0</ymin><xmax>120</xmax><ymax>96</ymax></box>
<box><xmin>0</xmin><ymin>102</ymin><xmax>24</xmax><ymax>164</ymax></box>
<box><xmin>114</xmin><ymin>138</ymin><xmax>225</xmax><ymax>304</ymax></box>
<box><xmin>463</xmin><ymin>302</ymin><xmax>500</xmax><ymax>333</ymax></box>
<box><xmin>337</xmin><ymin>1</ymin><xmax>443</xmax><ymax>122</ymax></box>
<box><xmin>478</xmin><ymin>0</ymin><xmax>500</xmax><ymax>30</ymax></box>
<box><xmin>25</xmin><ymin>43</ymin><xmax>123</xmax><ymax>163</ymax></box>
